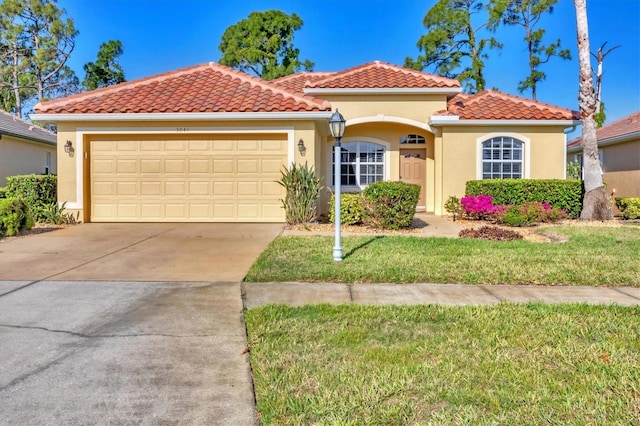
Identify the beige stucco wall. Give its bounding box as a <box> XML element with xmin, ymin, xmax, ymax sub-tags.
<box><xmin>567</xmin><ymin>137</ymin><xmax>640</xmax><ymax>197</ymax></box>
<box><xmin>436</xmin><ymin>126</ymin><xmax>568</xmax><ymax>214</ymax></box>
<box><xmin>320</xmin><ymin>94</ymin><xmax>448</xmax><ymax>124</ymax></box>
<box><xmin>602</xmin><ymin>139</ymin><xmax>640</xmax><ymax>197</ymax></box>
<box><xmin>0</xmin><ymin>135</ymin><xmax>57</xmax><ymax>186</ymax></box>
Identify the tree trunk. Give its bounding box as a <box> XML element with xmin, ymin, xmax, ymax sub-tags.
<box><xmin>574</xmin><ymin>0</ymin><xmax>613</xmax><ymax>220</ymax></box>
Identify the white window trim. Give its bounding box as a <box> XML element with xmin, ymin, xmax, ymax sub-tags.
<box><xmin>327</xmin><ymin>136</ymin><xmax>391</xmax><ymax>192</ymax></box>
<box><xmin>69</xmin><ymin>126</ymin><xmax>295</xmax><ymax>210</ymax></box>
<box><xmin>476</xmin><ymin>132</ymin><xmax>531</xmax><ymax>180</ymax></box>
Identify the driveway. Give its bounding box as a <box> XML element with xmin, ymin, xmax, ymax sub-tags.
<box><xmin>0</xmin><ymin>223</ymin><xmax>282</xmax><ymax>425</ymax></box>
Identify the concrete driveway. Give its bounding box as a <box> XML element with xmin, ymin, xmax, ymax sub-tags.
<box><xmin>0</xmin><ymin>223</ymin><xmax>282</xmax><ymax>425</ymax></box>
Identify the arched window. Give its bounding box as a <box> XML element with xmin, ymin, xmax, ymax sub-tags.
<box><xmin>332</xmin><ymin>141</ymin><xmax>385</xmax><ymax>188</ymax></box>
<box><xmin>481</xmin><ymin>137</ymin><xmax>524</xmax><ymax>179</ymax></box>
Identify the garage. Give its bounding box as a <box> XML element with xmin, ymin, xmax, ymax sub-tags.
<box><xmin>88</xmin><ymin>134</ymin><xmax>287</xmax><ymax>222</ymax></box>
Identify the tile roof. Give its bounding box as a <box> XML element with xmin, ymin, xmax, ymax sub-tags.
<box><xmin>34</xmin><ymin>63</ymin><xmax>331</xmax><ymax>114</ymax></box>
<box><xmin>0</xmin><ymin>110</ymin><xmax>56</xmax><ymax>144</ymax></box>
<box><xmin>271</xmin><ymin>72</ymin><xmax>337</xmax><ymax>94</ymax></box>
<box><xmin>567</xmin><ymin>110</ymin><xmax>640</xmax><ymax>148</ymax></box>
<box><xmin>434</xmin><ymin>90</ymin><xmax>580</xmax><ymax>121</ymax></box>
<box><xmin>305</xmin><ymin>61</ymin><xmax>461</xmax><ymax>90</ymax></box>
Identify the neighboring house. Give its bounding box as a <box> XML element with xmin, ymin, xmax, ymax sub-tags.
<box><xmin>567</xmin><ymin>111</ymin><xmax>640</xmax><ymax>198</ymax></box>
<box><xmin>31</xmin><ymin>61</ymin><xmax>578</xmax><ymax>223</ymax></box>
<box><xmin>0</xmin><ymin>110</ymin><xmax>57</xmax><ymax>187</ymax></box>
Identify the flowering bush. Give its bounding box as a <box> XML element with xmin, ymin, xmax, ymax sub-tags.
<box><xmin>460</xmin><ymin>195</ymin><xmax>505</xmax><ymax>220</ymax></box>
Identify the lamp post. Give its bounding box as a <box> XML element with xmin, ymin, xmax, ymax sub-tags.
<box><xmin>329</xmin><ymin>109</ymin><xmax>346</xmax><ymax>261</ymax></box>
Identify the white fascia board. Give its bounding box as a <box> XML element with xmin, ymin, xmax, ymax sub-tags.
<box><xmin>430</xmin><ymin>117</ymin><xmax>580</xmax><ymax>127</ymax></box>
<box><xmin>303</xmin><ymin>88</ymin><xmax>462</xmax><ymax>95</ymax></box>
<box><xmin>566</xmin><ymin>131</ymin><xmax>640</xmax><ymax>153</ymax></box>
<box><xmin>29</xmin><ymin>112</ymin><xmax>333</xmax><ymax>122</ymax></box>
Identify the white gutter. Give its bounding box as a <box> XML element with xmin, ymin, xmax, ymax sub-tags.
<box><xmin>303</xmin><ymin>88</ymin><xmax>462</xmax><ymax>95</ymax></box>
<box><xmin>29</xmin><ymin>111</ymin><xmax>333</xmax><ymax>122</ymax></box>
<box><xmin>430</xmin><ymin>117</ymin><xmax>580</xmax><ymax>127</ymax></box>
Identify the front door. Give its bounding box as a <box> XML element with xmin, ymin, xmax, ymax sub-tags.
<box><xmin>400</xmin><ymin>149</ymin><xmax>426</xmax><ymax>208</ymax></box>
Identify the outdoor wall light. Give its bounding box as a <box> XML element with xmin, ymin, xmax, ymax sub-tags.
<box><xmin>298</xmin><ymin>138</ymin><xmax>306</xmax><ymax>154</ymax></box>
<box><xmin>329</xmin><ymin>109</ymin><xmax>346</xmax><ymax>262</ymax></box>
<box><xmin>64</xmin><ymin>140</ymin><xmax>74</xmax><ymax>155</ymax></box>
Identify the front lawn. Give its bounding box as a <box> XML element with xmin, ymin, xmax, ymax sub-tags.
<box><xmin>245</xmin><ymin>226</ymin><xmax>640</xmax><ymax>286</ymax></box>
<box><xmin>246</xmin><ymin>303</ymin><xmax>640</xmax><ymax>425</ymax></box>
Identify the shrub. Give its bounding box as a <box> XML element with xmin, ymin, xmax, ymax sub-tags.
<box><xmin>0</xmin><ymin>187</ymin><xmax>6</xmax><ymax>198</ymax></box>
<box><xmin>466</xmin><ymin>179</ymin><xmax>582</xmax><ymax>218</ymax></box>
<box><xmin>362</xmin><ymin>181</ymin><xmax>420</xmax><ymax>229</ymax></box>
<box><xmin>0</xmin><ymin>197</ymin><xmax>34</xmax><ymax>237</ymax></box>
<box><xmin>444</xmin><ymin>196</ymin><xmax>463</xmax><ymax>221</ymax></box>
<box><xmin>34</xmin><ymin>201</ymin><xmax>78</xmax><ymax>225</ymax></box>
<box><xmin>5</xmin><ymin>174</ymin><xmax>57</xmax><ymax>222</ymax></box>
<box><xmin>460</xmin><ymin>195</ymin><xmax>505</xmax><ymax>220</ymax></box>
<box><xmin>615</xmin><ymin>197</ymin><xmax>640</xmax><ymax>220</ymax></box>
<box><xmin>278</xmin><ymin>163</ymin><xmax>323</xmax><ymax>225</ymax></box>
<box><xmin>328</xmin><ymin>193</ymin><xmax>364</xmax><ymax>225</ymax></box>
<box><xmin>459</xmin><ymin>226</ymin><xmax>523</xmax><ymax>241</ymax></box>
<box><xmin>496</xmin><ymin>201</ymin><xmax>567</xmax><ymax>227</ymax></box>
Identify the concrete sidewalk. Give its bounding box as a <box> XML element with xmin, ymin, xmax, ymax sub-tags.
<box><xmin>242</xmin><ymin>282</ymin><xmax>640</xmax><ymax>309</ymax></box>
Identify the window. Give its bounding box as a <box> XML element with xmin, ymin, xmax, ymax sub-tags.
<box><xmin>400</xmin><ymin>134</ymin><xmax>426</xmax><ymax>144</ymax></box>
<box><xmin>481</xmin><ymin>137</ymin><xmax>524</xmax><ymax>179</ymax></box>
<box><xmin>45</xmin><ymin>152</ymin><xmax>51</xmax><ymax>174</ymax></box>
<box><xmin>332</xmin><ymin>141</ymin><xmax>385</xmax><ymax>188</ymax></box>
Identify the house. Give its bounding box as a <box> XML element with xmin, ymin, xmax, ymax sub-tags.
<box><xmin>0</xmin><ymin>110</ymin><xmax>57</xmax><ymax>187</ymax></box>
<box><xmin>30</xmin><ymin>61</ymin><xmax>578</xmax><ymax>223</ymax></box>
<box><xmin>567</xmin><ymin>110</ymin><xmax>640</xmax><ymax>197</ymax></box>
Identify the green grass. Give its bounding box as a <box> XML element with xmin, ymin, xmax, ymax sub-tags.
<box><xmin>246</xmin><ymin>303</ymin><xmax>640</xmax><ymax>425</ymax></box>
<box><xmin>245</xmin><ymin>226</ymin><xmax>640</xmax><ymax>286</ymax></box>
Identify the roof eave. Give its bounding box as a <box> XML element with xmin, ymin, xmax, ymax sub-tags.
<box><xmin>430</xmin><ymin>117</ymin><xmax>580</xmax><ymax>127</ymax></box>
<box><xmin>0</xmin><ymin>130</ymin><xmax>56</xmax><ymax>146</ymax></box>
<box><xmin>566</xmin><ymin>131</ymin><xmax>640</xmax><ymax>153</ymax></box>
<box><xmin>303</xmin><ymin>88</ymin><xmax>462</xmax><ymax>95</ymax></box>
<box><xmin>29</xmin><ymin>111</ymin><xmax>333</xmax><ymax>122</ymax></box>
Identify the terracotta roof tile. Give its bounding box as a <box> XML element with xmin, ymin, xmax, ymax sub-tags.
<box><xmin>271</xmin><ymin>72</ymin><xmax>337</xmax><ymax>94</ymax></box>
<box><xmin>567</xmin><ymin>110</ymin><xmax>640</xmax><ymax>148</ymax></box>
<box><xmin>434</xmin><ymin>90</ymin><xmax>579</xmax><ymax>121</ymax></box>
<box><xmin>34</xmin><ymin>63</ymin><xmax>331</xmax><ymax>114</ymax></box>
<box><xmin>306</xmin><ymin>61</ymin><xmax>460</xmax><ymax>90</ymax></box>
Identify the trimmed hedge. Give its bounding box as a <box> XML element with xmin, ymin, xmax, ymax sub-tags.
<box><xmin>615</xmin><ymin>197</ymin><xmax>640</xmax><ymax>220</ymax></box>
<box><xmin>0</xmin><ymin>197</ymin><xmax>34</xmax><ymax>237</ymax></box>
<box><xmin>328</xmin><ymin>193</ymin><xmax>364</xmax><ymax>225</ymax></box>
<box><xmin>465</xmin><ymin>179</ymin><xmax>582</xmax><ymax>218</ymax></box>
<box><xmin>5</xmin><ymin>174</ymin><xmax>57</xmax><ymax>222</ymax></box>
<box><xmin>362</xmin><ymin>181</ymin><xmax>420</xmax><ymax>229</ymax></box>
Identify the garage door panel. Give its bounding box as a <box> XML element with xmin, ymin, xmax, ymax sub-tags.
<box><xmin>141</xmin><ymin>140</ymin><xmax>162</xmax><ymax>151</ymax></box>
<box><xmin>188</xmin><ymin>159</ymin><xmax>210</xmax><ymax>173</ymax></box>
<box><xmin>116</xmin><ymin>181</ymin><xmax>138</xmax><ymax>196</ymax></box>
<box><xmin>165</xmin><ymin>159</ymin><xmax>186</xmax><ymax>174</ymax></box>
<box><xmin>93</xmin><ymin>159</ymin><xmax>115</xmax><ymax>174</ymax></box>
<box><xmin>213</xmin><ymin>159</ymin><xmax>234</xmax><ymax>174</ymax></box>
<box><xmin>165</xmin><ymin>140</ymin><xmax>186</xmax><ymax>151</ymax></box>
<box><xmin>90</xmin><ymin>136</ymin><xmax>286</xmax><ymax>222</ymax></box>
<box><xmin>116</xmin><ymin>159</ymin><xmax>137</xmax><ymax>174</ymax></box>
<box><xmin>141</xmin><ymin>159</ymin><xmax>162</xmax><ymax>173</ymax></box>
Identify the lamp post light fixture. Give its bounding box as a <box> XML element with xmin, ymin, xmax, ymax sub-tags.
<box><xmin>329</xmin><ymin>109</ymin><xmax>346</xmax><ymax>261</ymax></box>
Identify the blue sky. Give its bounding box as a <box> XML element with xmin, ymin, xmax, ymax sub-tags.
<box><xmin>60</xmin><ymin>0</ymin><xmax>639</xmax><ymax>126</ymax></box>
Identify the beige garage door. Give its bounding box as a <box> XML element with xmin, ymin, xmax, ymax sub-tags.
<box><xmin>89</xmin><ymin>134</ymin><xmax>287</xmax><ymax>222</ymax></box>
